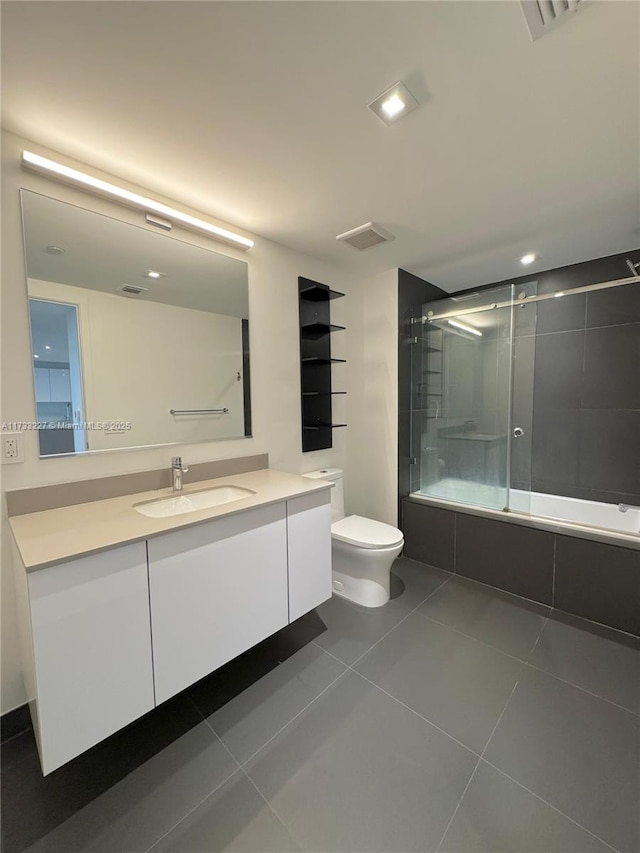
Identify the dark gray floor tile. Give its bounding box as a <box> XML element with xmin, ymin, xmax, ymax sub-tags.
<box><xmin>485</xmin><ymin>667</ymin><xmax>640</xmax><ymax>853</ymax></box>
<box><xmin>554</xmin><ymin>535</ymin><xmax>640</xmax><ymax>636</ymax></box>
<box><xmin>529</xmin><ymin>612</ymin><xmax>640</xmax><ymax>714</ymax></box>
<box><xmin>245</xmin><ymin>671</ymin><xmax>476</xmax><ymax>853</ymax></box>
<box><xmin>313</xmin><ymin>594</ymin><xmax>409</xmax><ymax>666</ymax></box>
<box><xmin>389</xmin><ymin>556</ymin><xmax>451</xmax><ymax>612</ymax></box>
<box><xmin>151</xmin><ymin>772</ymin><xmax>301</xmax><ymax>852</ymax></box>
<box><xmin>417</xmin><ymin>576</ymin><xmax>549</xmax><ymax>659</ymax></box>
<box><xmin>402</xmin><ymin>501</ymin><xmax>456</xmax><ymax>571</ymax></box>
<box><xmin>440</xmin><ymin>761</ymin><xmax>611</xmax><ymax>853</ymax></box>
<box><xmin>455</xmin><ymin>513</ymin><xmax>554</xmax><ymax>605</ymax></box>
<box><xmin>355</xmin><ymin>614</ymin><xmax>523</xmax><ymax>752</ymax></box>
<box><xmin>206</xmin><ymin>644</ymin><xmax>346</xmax><ymax>764</ymax></box>
<box><xmin>23</xmin><ymin>723</ymin><xmax>238</xmax><ymax>853</ymax></box>
<box><xmin>1</xmin><ymin>694</ymin><xmax>204</xmax><ymax>853</ymax></box>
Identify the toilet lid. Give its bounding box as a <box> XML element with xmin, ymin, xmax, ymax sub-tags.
<box><xmin>331</xmin><ymin>515</ymin><xmax>404</xmax><ymax>549</ymax></box>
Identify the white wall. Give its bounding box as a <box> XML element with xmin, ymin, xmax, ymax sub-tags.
<box><xmin>2</xmin><ymin>132</ymin><xmax>392</xmax><ymax>714</ymax></box>
<box><xmin>350</xmin><ymin>270</ymin><xmax>399</xmax><ymax>527</ymax></box>
<box><xmin>28</xmin><ymin>279</ymin><xmax>245</xmax><ymax>447</ymax></box>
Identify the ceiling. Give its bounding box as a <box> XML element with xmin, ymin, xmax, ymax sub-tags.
<box><xmin>22</xmin><ymin>190</ymin><xmax>249</xmax><ymax>318</ymax></box>
<box><xmin>2</xmin><ymin>1</ymin><xmax>639</xmax><ymax>292</ymax></box>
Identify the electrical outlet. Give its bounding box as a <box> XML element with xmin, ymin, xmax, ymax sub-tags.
<box><xmin>2</xmin><ymin>432</ymin><xmax>24</xmax><ymax>464</ymax></box>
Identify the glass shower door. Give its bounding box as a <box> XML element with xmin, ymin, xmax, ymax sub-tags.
<box><xmin>411</xmin><ymin>283</ymin><xmax>537</xmax><ymax>513</ymax></box>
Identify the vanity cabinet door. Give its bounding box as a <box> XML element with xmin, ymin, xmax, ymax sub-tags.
<box><xmin>148</xmin><ymin>504</ymin><xmax>288</xmax><ymax>704</ymax></box>
<box><xmin>286</xmin><ymin>490</ymin><xmax>332</xmax><ymax>622</ymax></box>
<box><xmin>28</xmin><ymin>543</ymin><xmax>154</xmax><ymax>774</ymax></box>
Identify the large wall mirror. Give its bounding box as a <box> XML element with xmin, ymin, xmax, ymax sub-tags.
<box><xmin>20</xmin><ymin>190</ymin><xmax>251</xmax><ymax>457</ymax></box>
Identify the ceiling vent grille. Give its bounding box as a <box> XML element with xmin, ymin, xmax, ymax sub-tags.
<box><xmin>120</xmin><ymin>283</ymin><xmax>148</xmax><ymax>296</ymax></box>
<box><xmin>336</xmin><ymin>222</ymin><xmax>394</xmax><ymax>251</ymax></box>
<box><xmin>521</xmin><ymin>0</ymin><xmax>587</xmax><ymax>41</ymax></box>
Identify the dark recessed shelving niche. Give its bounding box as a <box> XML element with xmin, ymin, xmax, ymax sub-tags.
<box><xmin>299</xmin><ymin>276</ymin><xmax>346</xmax><ymax>452</ymax></box>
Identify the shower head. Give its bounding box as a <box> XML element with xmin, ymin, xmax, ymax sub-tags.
<box><xmin>626</xmin><ymin>258</ymin><xmax>640</xmax><ymax>277</ymax></box>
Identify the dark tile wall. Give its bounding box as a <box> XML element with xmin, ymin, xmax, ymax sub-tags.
<box><xmin>453</xmin><ymin>250</ymin><xmax>640</xmax><ymax>506</ymax></box>
<box><xmin>401</xmin><ymin>498</ymin><xmax>640</xmax><ymax>636</ymax></box>
<box><xmin>397</xmin><ymin>269</ymin><xmax>447</xmax><ymax>511</ymax></box>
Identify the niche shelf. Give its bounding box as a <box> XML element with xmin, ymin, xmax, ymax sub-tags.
<box><xmin>299</xmin><ymin>277</ymin><xmax>346</xmax><ymax>452</ymax></box>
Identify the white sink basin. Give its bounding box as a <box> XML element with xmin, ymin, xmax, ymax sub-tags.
<box><xmin>134</xmin><ymin>485</ymin><xmax>256</xmax><ymax>518</ymax></box>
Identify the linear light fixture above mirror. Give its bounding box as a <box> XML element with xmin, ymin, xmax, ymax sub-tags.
<box><xmin>21</xmin><ymin>150</ymin><xmax>254</xmax><ymax>250</ymax></box>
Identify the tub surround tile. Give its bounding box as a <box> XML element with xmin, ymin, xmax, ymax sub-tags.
<box><xmin>531</xmin><ymin>410</ymin><xmax>581</xmax><ymax>492</ymax></box>
<box><xmin>439</xmin><ymin>760</ymin><xmax>612</xmax><ymax>853</ymax></box>
<box><xmin>401</xmin><ymin>501</ymin><xmax>455</xmax><ymax>571</ymax></box>
<box><xmin>554</xmin><ymin>535</ymin><xmax>640</xmax><ymax>636</ymax></box>
<box><xmin>529</xmin><ymin>611</ymin><xmax>640</xmax><ymax>713</ymax></box>
<box><xmin>533</xmin><ymin>330</ymin><xmax>584</xmax><ymax>409</ymax></box>
<box><xmin>355</xmin><ymin>613</ymin><xmax>524</xmax><ymax>753</ymax></box>
<box><xmin>586</xmin><ymin>281</ymin><xmax>640</xmax><ymax>327</ymax></box>
<box><xmin>417</xmin><ymin>575</ymin><xmax>550</xmax><ymax>659</ymax></box>
<box><xmin>484</xmin><ymin>666</ymin><xmax>640</xmax><ymax>853</ymax></box>
<box><xmin>455</xmin><ymin>513</ymin><xmax>554</xmax><ymax>605</ymax></box>
<box><xmin>578</xmin><ymin>409</ymin><xmax>640</xmax><ymax>500</ymax></box>
<box><xmin>582</xmin><ymin>323</ymin><xmax>640</xmax><ymax>410</ymax></box>
<box><xmin>245</xmin><ymin>671</ymin><xmax>477</xmax><ymax>853</ymax></box>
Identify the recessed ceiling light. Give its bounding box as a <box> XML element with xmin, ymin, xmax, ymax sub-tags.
<box><xmin>381</xmin><ymin>94</ymin><xmax>406</xmax><ymax>119</ymax></box>
<box><xmin>368</xmin><ymin>81</ymin><xmax>419</xmax><ymax>126</ymax></box>
<box><xmin>520</xmin><ymin>253</ymin><xmax>537</xmax><ymax>265</ymax></box>
<box><xmin>45</xmin><ymin>345</ymin><xmax>51</xmax><ymax>350</ymax></box>
<box><xmin>33</xmin><ymin>354</ymin><xmax>39</xmax><ymax>359</ymax></box>
<box><xmin>145</xmin><ymin>270</ymin><xmax>166</xmax><ymax>279</ymax></box>
<box><xmin>45</xmin><ymin>245</ymin><xmax>66</xmax><ymax>255</ymax></box>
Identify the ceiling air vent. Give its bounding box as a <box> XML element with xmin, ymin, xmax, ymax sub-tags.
<box><xmin>120</xmin><ymin>283</ymin><xmax>148</xmax><ymax>296</ymax></box>
<box><xmin>521</xmin><ymin>0</ymin><xmax>587</xmax><ymax>41</ymax></box>
<box><xmin>336</xmin><ymin>222</ymin><xmax>394</xmax><ymax>251</ymax></box>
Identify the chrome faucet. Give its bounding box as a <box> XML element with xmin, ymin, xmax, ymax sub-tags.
<box><xmin>171</xmin><ymin>456</ymin><xmax>189</xmax><ymax>492</ymax></box>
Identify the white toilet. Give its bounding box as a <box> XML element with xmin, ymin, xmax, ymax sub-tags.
<box><xmin>303</xmin><ymin>468</ymin><xmax>404</xmax><ymax>608</ymax></box>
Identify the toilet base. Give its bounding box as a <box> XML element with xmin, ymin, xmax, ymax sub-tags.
<box><xmin>331</xmin><ymin>539</ymin><xmax>404</xmax><ymax>608</ymax></box>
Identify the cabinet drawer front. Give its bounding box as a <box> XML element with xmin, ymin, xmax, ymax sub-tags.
<box><xmin>287</xmin><ymin>490</ymin><xmax>332</xmax><ymax>621</ymax></box>
<box><xmin>28</xmin><ymin>542</ymin><xmax>154</xmax><ymax>774</ymax></box>
<box><xmin>148</xmin><ymin>504</ymin><xmax>289</xmax><ymax>704</ymax></box>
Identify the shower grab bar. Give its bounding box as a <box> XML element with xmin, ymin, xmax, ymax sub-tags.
<box><xmin>169</xmin><ymin>408</ymin><xmax>229</xmax><ymax>415</ymax></box>
<box><xmin>420</xmin><ymin>275</ymin><xmax>639</xmax><ymax>323</ymax></box>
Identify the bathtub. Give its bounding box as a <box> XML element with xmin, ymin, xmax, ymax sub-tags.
<box><xmin>411</xmin><ymin>478</ymin><xmax>640</xmax><ymax>540</ymax></box>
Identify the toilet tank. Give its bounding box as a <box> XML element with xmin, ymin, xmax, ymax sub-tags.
<box><xmin>302</xmin><ymin>468</ymin><xmax>344</xmax><ymax>522</ymax></box>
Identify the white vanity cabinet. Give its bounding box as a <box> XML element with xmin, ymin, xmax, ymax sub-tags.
<box><xmin>148</xmin><ymin>503</ymin><xmax>290</xmax><ymax>704</ymax></box>
<box><xmin>22</xmin><ymin>543</ymin><xmax>155</xmax><ymax>775</ymax></box>
<box><xmin>286</xmin><ymin>491</ymin><xmax>332</xmax><ymax>622</ymax></box>
<box><xmin>12</xmin><ymin>480</ymin><xmax>332</xmax><ymax>775</ymax></box>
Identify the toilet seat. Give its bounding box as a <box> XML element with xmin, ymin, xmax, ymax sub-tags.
<box><xmin>331</xmin><ymin>515</ymin><xmax>404</xmax><ymax>550</ymax></box>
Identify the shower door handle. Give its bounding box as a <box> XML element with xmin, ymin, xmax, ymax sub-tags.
<box><xmin>513</xmin><ymin>427</ymin><xmax>525</xmax><ymax>438</ymax></box>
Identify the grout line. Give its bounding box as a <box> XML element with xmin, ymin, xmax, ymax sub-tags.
<box><xmin>239</xmin><ymin>668</ymin><xmax>351</xmax><ymax>768</ymax></box>
<box><xmin>528</xmin><ymin>615</ymin><xmax>549</xmax><ymax>656</ymax></box>
<box><xmin>411</xmin><ymin>611</ymin><xmax>534</xmax><ymax>665</ymax></box>
<box><xmin>348</xmin><ymin>573</ymin><xmax>454</xmax><ymax>670</ymax></box>
<box><xmin>241</xmin><ymin>769</ymin><xmax>301</xmax><ymax>844</ymax></box>
<box><xmin>551</xmin><ymin>535</ymin><xmax>557</xmax><ymax>607</ymax></box>
<box><xmin>522</xmin><ymin>661</ymin><xmax>640</xmax><ymax>717</ymax></box>
<box><xmin>143</xmin><ymin>767</ymin><xmax>245</xmax><ymax>853</ymax></box>
<box><xmin>353</xmin><ymin>670</ymin><xmax>480</xmax><ymax>759</ymax></box>
<box><xmin>481</xmin><ymin>759</ymin><xmax>622</xmax><ymax>853</ymax></box>
<box><xmin>435</xmin><ymin>678</ymin><xmax>521</xmax><ymax>853</ymax></box>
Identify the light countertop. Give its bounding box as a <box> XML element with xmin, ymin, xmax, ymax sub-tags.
<box><xmin>9</xmin><ymin>469</ymin><xmax>332</xmax><ymax>572</ymax></box>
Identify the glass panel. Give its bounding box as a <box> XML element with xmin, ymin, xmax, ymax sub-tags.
<box><xmin>411</xmin><ymin>282</ymin><xmax>537</xmax><ymax>513</ymax></box>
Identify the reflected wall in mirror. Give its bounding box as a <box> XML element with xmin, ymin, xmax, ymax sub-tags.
<box><xmin>21</xmin><ymin>190</ymin><xmax>251</xmax><ymax>457</ymax></box>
